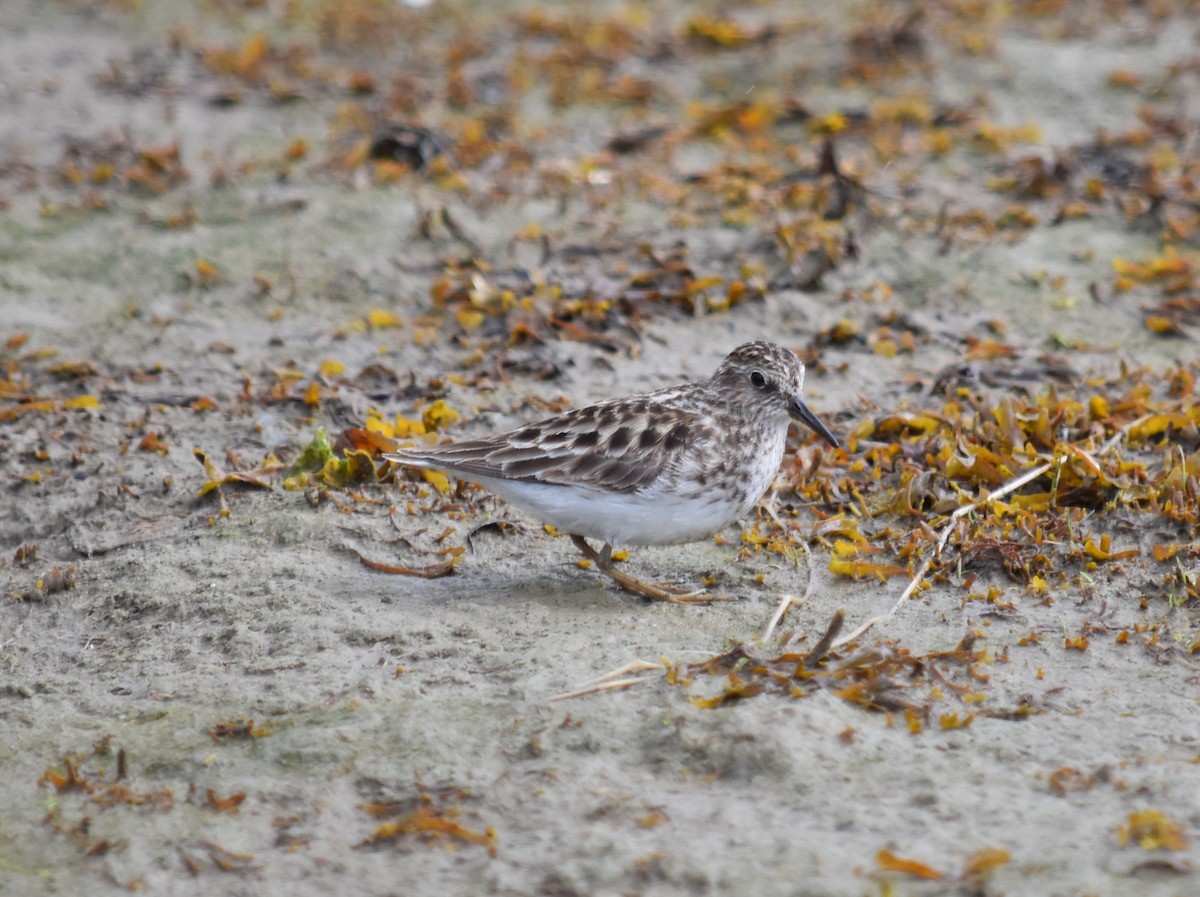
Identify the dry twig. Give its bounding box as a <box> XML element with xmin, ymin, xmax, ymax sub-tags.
<box><xmin>549</xmin><ymin>659</ymin><xmax>662</xmax><ymax>702</ymax></box>
<box><xmin>828</xmin><ymin>416</ymin><xmax>1149</xmax><ymax>650</ymax></box>
<box><xmin>762</xmin><ymin>541</ymin><xmax>815</xmax><ymax>641</ymax></box>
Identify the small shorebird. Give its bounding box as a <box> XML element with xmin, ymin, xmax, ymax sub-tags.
<box><xmin>386</xmin><ymin>341</ymin><xmax>838</xmax><ymax>602</ymax></box>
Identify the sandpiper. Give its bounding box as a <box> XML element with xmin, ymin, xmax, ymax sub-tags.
<box><xmin>386</xmin><ymin>341</ymin><xmax>838</xmax><ymax>602</ymax></box>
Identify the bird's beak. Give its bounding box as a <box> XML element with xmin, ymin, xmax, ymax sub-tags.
<box><xmin>789</xmin><ymin>397</ymin><xmax>839</xmax><ymax>448</ymax></box>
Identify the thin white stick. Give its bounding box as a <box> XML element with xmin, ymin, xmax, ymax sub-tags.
<box><xmin>762</xmin><ymin>541</ymin><xmax>815</xmax><ymax>641</ymax></box>
<box><xmin>830</xmin><ymin>460</ymin><xmax>1053</xmax><ymax>649</ymax></box>
<box><xmin>571</xmin><ymin>658</ymin><xmax>662</xmax><ymax>688</ymax></box>
<box><xmin>762</xmin><ymin>593</ymin><xmax>800</xmax><ymax>643</ymax></box>
<box><xmin>827</xmin><ymin>413</ymin><xmax>1149</xmax><ymax>650</ymax></box>
<box><xmin>549</xmin><ymin>676</ymin><xmax>656</xmax><ymax>701</ymax></box>
<box><xmin>549</xmin><ymin>658</ymin><xmax>663</xmax><ymax>701</ymax></box>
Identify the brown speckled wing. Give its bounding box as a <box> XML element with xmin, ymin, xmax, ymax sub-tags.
<box><xmin>388</xmin><ymin>397</ymin><xmax>716</xmax><ymax>494</ymax></box>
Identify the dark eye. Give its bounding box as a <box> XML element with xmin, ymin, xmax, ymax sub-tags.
<box><xmin>749</xmin><ymin>370</ymin><xmax>767</xmax><ymax>389</ymax></box>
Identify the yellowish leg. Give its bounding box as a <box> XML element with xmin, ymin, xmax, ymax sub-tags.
<box><xmin>569</xmin><ymin>535</ymin><xmax>724</xmax><ymax>604</ymax></box>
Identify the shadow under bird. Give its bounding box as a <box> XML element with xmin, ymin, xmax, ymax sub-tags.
<box><xmin>386</xmin><ymin>341</ymin><xmax>838</xmax><ymax>602</ymax></box>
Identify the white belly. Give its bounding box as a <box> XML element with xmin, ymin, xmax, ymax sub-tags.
<box><xmin>472</xmin><ymin>476</ymin><xmax>750</xmax><ymax>547</ymax></box>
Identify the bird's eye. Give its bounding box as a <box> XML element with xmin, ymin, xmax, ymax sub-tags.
<box><xmin>749</xmin><ymin>370</ymin><xmax>767</xmax><ymax>389</ymax></box>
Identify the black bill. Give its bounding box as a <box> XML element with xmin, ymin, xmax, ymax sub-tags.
<box><xmin>789</xmin><ymin>397</ymin><xmax>839</xmax><ymax>448</ymax></box>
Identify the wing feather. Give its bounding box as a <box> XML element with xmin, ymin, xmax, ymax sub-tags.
<box><xmin>385</xmin><ymin>399</ymin><xmax>714</xmax><ymax>493</ymax></box>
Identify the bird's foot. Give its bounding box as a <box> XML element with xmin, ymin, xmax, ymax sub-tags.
<box><xmin>569</xmin><ymin>535</ymin><xmax>728</xmax><ymax>604</ymax></box>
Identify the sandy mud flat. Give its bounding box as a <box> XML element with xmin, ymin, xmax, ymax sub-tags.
<box><xmin>2</xmin><ymin>2</ymin><xmax>1198</xmax><ymax>895</ymax></box>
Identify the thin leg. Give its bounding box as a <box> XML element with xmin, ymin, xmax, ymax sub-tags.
<box><xmin>569</xmin><ymin>535</ymin><xmax>723</xmax><ymax>604</ymax></box>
